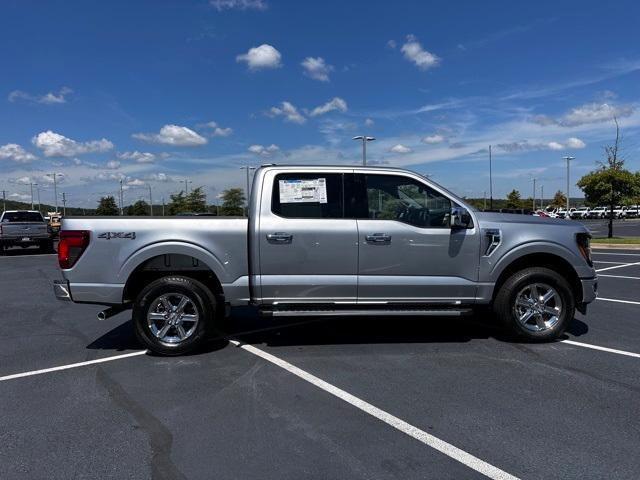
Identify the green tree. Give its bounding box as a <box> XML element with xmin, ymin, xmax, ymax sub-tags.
<box><xmin>219</xmin><ymin>188</ymin><xmax>245</xmax><ymax>216</ymax></box>
<box><xmin>548</xmin><ymin>190</ymin><xmax>567</xmax><ymax>209</ymax></box>
<box><xmin>168</xmin><ymin>191</ymin><xmax>187</xmax><ymax>215</ymax></box>
<box><xmin>126</xmin><ymin>199</ymin><xmax>149</xmax><ymax>216</ymax></box>
<box><xmin>505</xmin><ymin>189</ymin><xmax>523</xmax><ymax>209</ymax></box>
<box><xmin>577</xmin><ymin>118</ymin><xmax>638</xmax><ymax>237</ymax></box>
<box><xmin>185</xmin><ymin>187</ymin><xmax>207</xmax><ymax>213</ymax></box>
<box><xmin>96</xmin><ymin>196</ymin><xmax>119</xmax><ymax>215</ymax></box>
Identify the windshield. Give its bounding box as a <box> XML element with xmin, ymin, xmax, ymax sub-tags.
<box><xmin>1</xmin><ymin>211</ymin><xmax>44</xmax><ymax>222</ymax></box>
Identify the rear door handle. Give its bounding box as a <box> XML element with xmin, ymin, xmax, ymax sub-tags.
<box><xmin>365</xmin><ymin>233</ymin><xmax>392</xmax><ymax>244</ymax></box>
<box><xmin>267</xmin><ymin>232</ymin><xmax>293</xmax><ymax>243</ymax></box>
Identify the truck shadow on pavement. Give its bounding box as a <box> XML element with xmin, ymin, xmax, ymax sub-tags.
<box><xmin>86</xmin><ymin>308</ymin><xmax>589</xmax><ymax>355</ymax></box>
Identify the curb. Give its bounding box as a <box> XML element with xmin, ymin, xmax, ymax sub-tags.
<box><xmin>592</xmin><ymin>243</ymin><xmax>640</xmax><ymax>250</ymax></box>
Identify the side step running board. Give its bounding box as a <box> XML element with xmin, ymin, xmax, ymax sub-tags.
<box><xmin>260</xmin><ymin>309</ymin><xmax>474</xmax><ymax>318</ymax></box>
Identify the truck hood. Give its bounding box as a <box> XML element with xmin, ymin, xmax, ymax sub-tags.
<box><xmin>474</xmin><ymin>212</ymin><xmax>584</xmax><ymax>229</ymax></box>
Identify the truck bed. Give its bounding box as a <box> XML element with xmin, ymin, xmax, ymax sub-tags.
<box><xmin>61</xmin><ymin>216</ymin><xmax>249</xmax><ymax>305</ymax></box>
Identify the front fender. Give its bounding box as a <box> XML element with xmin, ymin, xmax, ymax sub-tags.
<box><xmin>487</xmin><ymin>240</ymin><xmax>592</xmax><ymax>282</ymax></box>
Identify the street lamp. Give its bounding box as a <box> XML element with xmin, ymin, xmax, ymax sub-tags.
<box><xmin>240</xmin><ymin>166</ymin><xmax>256</xmax><ymax>216</ymax></box>
<box><xmin>29</xmin><ymin>182</ymin><xmax>38</xmax><ymax>210</ymax></box>
<box><xmin>183</xmin><ymin>179</ymin><xmax>193</xmax><ymax>194</ymax></box>
<box><xmin>563</xmin><ymin>156</ymin><xmax>575</xmax><ymax>213</ymax></box>
<box><xmin>46</xmin><ymin>173</ymin><xmax>63</xmax><ymax>213</ymax></box>
<box><xmin>147</xmin><ymin>184</ymin><xmax>153</xmax><ymax>216</ymax></box>
<box><xmin>352</xmin><ymin>136</ymin><xmax>375</xmax><ymax>166</ymax></box>
<box><xmin>531</xmin><ymin>176</ymin><xmax>536</xmax><ymax>211</ymax></box>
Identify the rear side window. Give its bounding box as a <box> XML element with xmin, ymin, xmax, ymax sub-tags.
<box><xmin>272</xmin><ymin>173</ymin><xmax>343</xmax><ymax>219</ymax></box>
<box><xmin>1</xmin><ymin>211</ymin><xmax>44</xmax><ymax>222</ymax></box>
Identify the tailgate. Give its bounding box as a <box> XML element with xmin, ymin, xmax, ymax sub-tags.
<box><xmin>1</xmin><ymin>222</ymin><xmax>49</xmax><ymax>238</ymax></box>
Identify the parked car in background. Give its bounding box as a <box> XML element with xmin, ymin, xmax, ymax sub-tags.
<box><xmin>544</xmin><ymin>208</ymin><xmax>559</xmax><ymax>218</ymax></box>
<box><xmin>626</xmin><ymin>206</ymin><xmax>639</xmax><ymax>218</ymax></box>
<box><xmin>53</xmin><ymin>164</ymin><xmax>597</xmax><ymax>355</ymax></box>
<box><xmin>589</xmin><ymin>207</ymin><xmax>606</xmax><ymax>219</ymax></box>
<box><xmin>0</xmin><ymin>210</ymin><xmax>54</xmax><ymax>253</ymax></box>
<box><xmin>614</xmin><ymin>206</ymin><xmax>628</xmax><ymax>219</ymax></box>
<box><xmin>532</xmin><ymin>210</ymin><xmax>549</xmax><ymax>217</ymax></box>
<box><xmin>570</xmin><ymin>207</ymin><xmax>591</xmax><ymax>220</ymax></box>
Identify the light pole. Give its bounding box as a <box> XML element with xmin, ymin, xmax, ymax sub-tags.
<box><xmin>240</xmin><ymin>166</ymin><xmax>256</xmax><ymax>216</ymax></box>
<box><xmin>489</xmin><ymin>145</ymin><xmax>494</xmax><ymax>211</ymax></box>
<box><xmin>119</xmin><ymin>179</ymin><xmax>124</xmax><ymax>215</ymax></box>
<box><xmin>563</xmin><ymin>156</ymin><xmax>575</xmax><ymax>213</ymax></box>
<box><xmin>46</xmin><ymin>173</ymin><xmax>62</xmax><ymax>213</ymax></box>
<box><xmin>540</xmin><ymin>185</ymin><xmax>544</xmax><ymax>210</ymax></box>
<box><xmin>61</xmin><ymin>192</ymin><xmax>67</xmax><ymax>216</ymax></box>
<box><xmin>352</xmin><ymin>136</ymin><xmax>375</xmax><ymax>166</ymax></box>
<box><xmin>183</xmin><ymin>179</ymin><xmax>192</xmax><ymax>194</ymax></box>
<box><xmin>531</xmin><ymin>177</ymin><xmax>536</xmax><ymax>211</ymax></box>
<box><xmin>29</xmin><ymin>182</ymin><xmax>38</xmax><ymax>210</ymax></box>
<box><xmin>147</xmin><ymin>184</ymin><xmax>153</xmax><ymax>215</ymax></box>
<box><xmin>36</xmin><ymin>185</ymin><xmax>42</xmax><ymax>213</ymax></box>
<box><xmin>1</xmin><ymin>189</ymin><xmax>6</xmax><ymax>212</ymax></box>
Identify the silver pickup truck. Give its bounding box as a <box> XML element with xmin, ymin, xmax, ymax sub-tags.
<box><xmin>1</xmin><ymin>210</ymin><xmax>54</xmax><ymax>253</ymax></box>
<box><xmin>54</xmin><ymin>165</ymin><xmax>597</xmax><ymax>355</ymax></box>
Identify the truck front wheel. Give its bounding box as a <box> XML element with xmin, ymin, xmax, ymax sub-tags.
<box><xmin>133</xmin><ymin>276</ymin><xmax>216</xmax><ymax>355</ymax></box>
<box><xmin>493</xmin><ymin>267</ymin><xmax>575</xmax><ymax>342</ymax></box>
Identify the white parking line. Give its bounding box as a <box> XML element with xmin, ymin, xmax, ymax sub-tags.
<box><xmin>229</xmin><ymin>339</ymin><xmax>519</xmax><ymax>480</ymax></box>
<box><xmin>596</xmin><ymin>297</ymin><xmax>640</xmax><ymax>306</ymax></box>
<box><xmin>598</xmin><ymin>274</ymin><xmax>640</xmax><ymax>280</ymax></box>
<box><xmin>596</xmin><ymin>261</ymin><xmax>640</xmax><ymax>272</ymax></box>
<box><xmin>593</xmin><ymin>260</ymin><xmax>630</xmax><ymax>264</ymax></box>
<box><xmin>561</xmin><ymin>340</ymin><xmax>640</xmax><ymax>359</ymax></box>
<box><xmin>0</xmin><ymin>350</ymin><xmax>148</xmax><ymax>382</ymax></box>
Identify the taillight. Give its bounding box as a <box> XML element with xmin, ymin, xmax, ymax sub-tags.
<box><xmin>58</xmin><ymin>230</ymin><xmax>90</xmax><ymax>269</ymax></box>
<box><xmin>576</xmin><ymin>232</ymin><xmax>592</xmax><ymax>267</ymax></box>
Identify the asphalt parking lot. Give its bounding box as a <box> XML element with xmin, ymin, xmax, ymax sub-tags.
<box><xmin>582</xmin><ymin>217</ymin><xmax>640</xmax><ymax>237</ymax></box>
<box><xmin>1</xmin><ymin>248</ymin><xmax>639</xmax><ymax>479</ymax></box>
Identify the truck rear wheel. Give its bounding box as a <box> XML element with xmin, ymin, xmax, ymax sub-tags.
<box><xmin>494</xmin><ymin>267</ymin><xmax>575</xmax><ymax>342</ymax></box>
<box><xmin>133</xmin><ymin>276</ymin><xmax>216</xmax><ymax>355</ymax></box>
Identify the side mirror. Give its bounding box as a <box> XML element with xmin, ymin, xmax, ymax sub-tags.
<box><xmin>450</xmin><ymin>207</ymin><xmax>473</xmax><ymax>229</ymax></box>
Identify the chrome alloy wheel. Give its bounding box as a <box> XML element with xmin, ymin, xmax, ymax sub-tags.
<box><xmin>513</xmin><ymin>283</ymin><xmax>563</xmax><ymax>332</ymax></box>
<box><xmin>147</xmin><ymin>293</ymin><xmax>199</xmax><ymax>344</ymax></box>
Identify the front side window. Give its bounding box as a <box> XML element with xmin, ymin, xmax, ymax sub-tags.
<box><xmin>348</xmin><ymin>174</ymin><xmax>451</xmax><ymax>228</ymax></box>
<box><xmin>271</xmin><ymin>173</ymin><xmax>343</xmax><ymax>219</ymax></box>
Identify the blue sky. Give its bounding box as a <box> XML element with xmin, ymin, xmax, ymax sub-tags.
<box><xmin>1</xmin><ymin>0</ymin><xmax>639</xmax><ymax>207</ymax></box>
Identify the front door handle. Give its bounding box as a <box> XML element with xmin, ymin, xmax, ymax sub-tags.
<box><xmin>267</xmin><ymin>232</ymin><xmax>293</xmax><ymax>243</ymax></box>
<box><xmin>365</xmin><ymin>233</ymin><xmax>392</xmax><ymax>244</ymax></box>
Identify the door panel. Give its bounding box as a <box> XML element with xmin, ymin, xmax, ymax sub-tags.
<box><xmin>258</xmin><ymin>171</ymin><xmax>358</xmax><ymax>304</ymax></box>
<box><xmin>353</xmin><ymin>173</ymin><xmax>480</xmax><ymax>303</ymax></box>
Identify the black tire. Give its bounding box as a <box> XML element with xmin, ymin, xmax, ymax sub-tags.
<box><xmin>133</xmin><ymin>276</ymin><xmax>216</xmax><ymax>356</ymax></box>
<box><xmin>493</xmin><ymin>267</ymin><xmax>575</xmax><ymax>342</ymax></box>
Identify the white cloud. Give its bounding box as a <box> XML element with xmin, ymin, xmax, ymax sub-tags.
<box><xmin>210</xmin><ymin>0</ymin><xmax>267</xmax><ymax>10</ymax></box>
<box><xmin>401</xmin><ymin>35</ymin><xmax>440</xmax><ymax>71</ymax></box>
<box><xmin>365</xmin><ymin>118</ymin><xmax>374</xmax><ymax>127</ymax></box>
<box><xmin>387</xmin><ymin>40</ymin><xmax>397</xmax><ymax>49</ymax></box>
<box><xmin>546</xmin><ymin>141</ymin><xmax>564</xmax><ymax>150</ymax></box>
<box><xmin>301</xmin><ymin>57</ymin><xmax>333</xmax><ymax>82</ymax></box>
<box><xmin>422</xmin><ymin>134</ymin><xmax>445</xmax><ymax>144</ymax></box>
<box><xmin>566</xmin><ymin>137</ymin><xmax>586</xmax><ymax>149</ymax></box>
<box><xmin>118</xmin><ymin>151</ymin><xmax>158</xmax><ymax>163</ymax></box>
<box><xmin>268</xmin><ymin>101</ymin><xmax>306</xmax><ymax>124</ymax></box>
<box><xmin>390</xmin><ymin>144</ymin><xmax>412</xmax><ymax>154</ymax></box>
<box><xmin>199</xmin><ymin>121</ymin><xmax>233</xmax><ymax>137</ymax></box>
<box><xmin>0</xmin><ymin>143</ymin><xmax>37</xmax><ymax>163</ymax></box>
<box><xmin>145</xmin><ymin>172</ymin><xmax>173</xmax><ymax>182</ymax></box>
<box><xmin>132</xmin><ymin>125</ymin><xmax>207</xmax><ymax>146</ymax></box>
<box><xmin>236</xmin><ymin>44</ymin><xmax>282</xmax><ymax>71</ymax></box>
<box><xmin>105</xmin><ymin>160</ymin><xmax>121</xmax><ymax>169</ymax></box>
<box><xmin>309</xmin><ymin>97</ymin><xmax>348</xmax><ymax>117</ymax></box>
<box><xmin>8</xmin><ymin>87</ymin><xmax>72</xmax><ymax>105</ymax></box>
<box><xmin>532</xmin><ymin>102</ymin><xmax>635</xmax><ymax>127</ymax></box>
<box><xmin>9</xmin><ymin>193</ymin><xmax>30</xmax><ymax>201</ymax></box>
<box><xmin>248</xmin><ymin>144</ymin><xmax>279</xmax><ymax>156</ymax></box>
<box><xmin>32</xmin><ymin>131</ymin><xmax>114</xmax><ymax>157</ymax></box>
<box><xmin>126</xmin><ymin>178</ymin><xmax>145</xmax><ymax>187</ymax></box>
<box><xmin>562</xmin><ymin>102</ymin><xmax>634</xmax><ymax>126</ymax></box>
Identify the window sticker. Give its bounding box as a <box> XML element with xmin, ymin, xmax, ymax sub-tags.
<box><xmin>279</xmin><ymin>178</ymin><xmax>328</xmax><ymax>204</ymax></box>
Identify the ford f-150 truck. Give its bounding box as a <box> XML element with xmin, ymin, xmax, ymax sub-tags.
<box><xmin>1</xmin><ymin>210</ymin><xmax>54</xmax><ymax>253</ymax></box>
<box><xmin>53</xmin><ymin>165</ymin><xmax>597</xmax><ymax>355</ymax></box>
